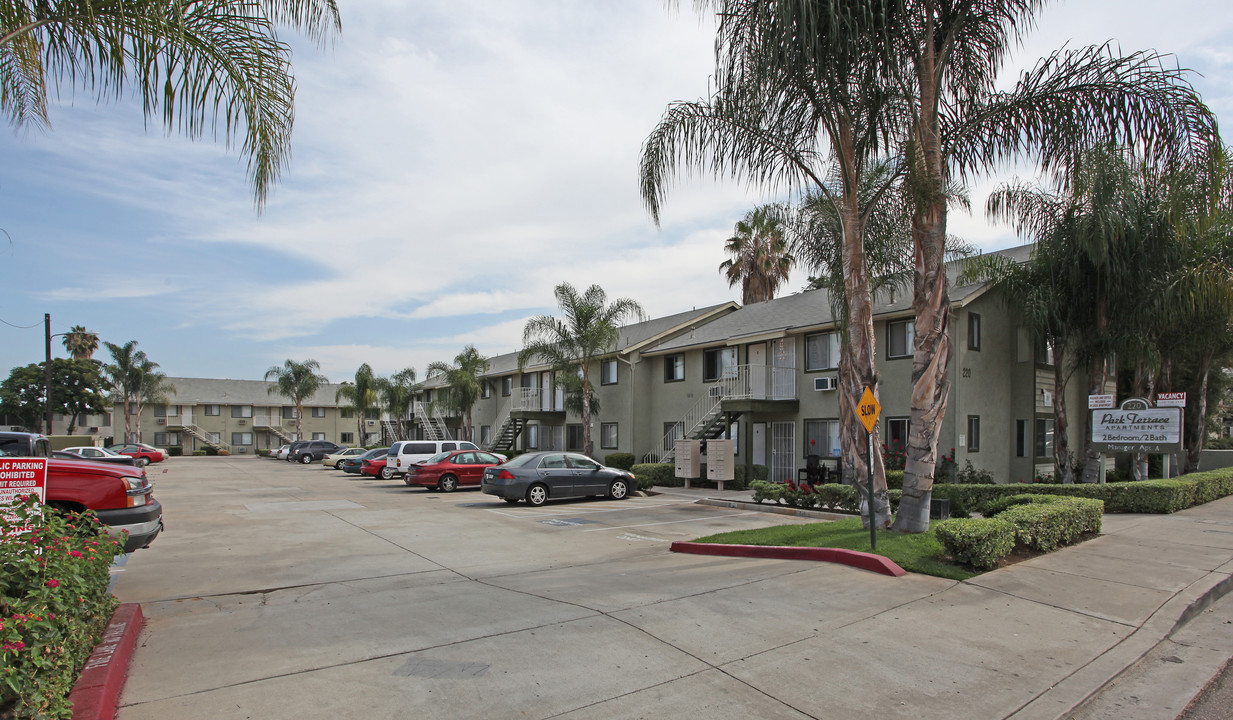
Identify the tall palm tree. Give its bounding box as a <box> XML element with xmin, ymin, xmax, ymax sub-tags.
<box><xmin>61</xmin><ymin>325</ymin><xmax>98</xmax><ymax>360</ymax></box>
<box><xmin>102</xmin><ymin>340</ymin><xmax>141</xmax><ymax>442</ymax></box>
<box><xmin>1</xmin><ymin>0</ymin><xmax>342</xmax><ymax>209</ymax></box>
<box><xmin>719</xmin><ymin>205</ymin><xmax>795</xmax><ymax>304</ymax></box>
<box><xmin>426</xmin><ymin>348</ymin><xmax>488</xmax><ymax>443</ymax></box>
<box><xmin>520</xmin><ymin>283</ymin><xmax>646</xmax><ymax>457</ymax></box>
<box><xmin>265</xmin><ymin>359</ymin><xmax>328</xmax><ymax>442</ymax></box>
<box><xmin>336</xmin><ymin>364</ymin><xmax>379</xmax><ymax>446</ymax></box>
<box><xmin>377</xmin><ymin>368</ymin><xmax>418</xmax><ymax>441</ymax></box>
<box><xmin>133</xmin><ymin>358</ymin><xmax>174</xmax><ymax>442</ymax></box>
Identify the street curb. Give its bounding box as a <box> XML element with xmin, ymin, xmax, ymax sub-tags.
<box><xmin>695</xmin><ymin>496</ymin><xmax>854</xmax><ymax>521</ymax></box>
<box><xmin>69</xmin><ymin>603</ymin><xmax>144</xmax><ymax>720</ymax></box>
<box><xmin>670</xmin><ymin>541</ymin><xmax>907</xmax><ymax>576</ymax></box>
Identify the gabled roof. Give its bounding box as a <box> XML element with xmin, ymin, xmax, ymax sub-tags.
<box><xmin>642</xmin><ymin>244</ymin><xmax>1033</xmax><ymax>355</ymax></box>
<box><xmin>158</xmin><ymin>377</ymin><xmax>348</xmax><ymax>407</ymax></box>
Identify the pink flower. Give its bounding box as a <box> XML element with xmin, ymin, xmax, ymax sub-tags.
<box><xmin>46</xmin><ymin>579</ymin><xmax>60</xmax><ymax>588</ymax></box>
<box><xmin>67</xmin><ymin>550</ymin><xmax>84</xmax><ymax>558</ymax></box>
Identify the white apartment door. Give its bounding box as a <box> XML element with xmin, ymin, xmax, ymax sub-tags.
<box><xmin>541</xmin><ymin>372</ymin><xmax>553</xmax><ymax>411</ymax></box>
<box><xmin>771</xmin><ymin>421</ymin><xmax>795</xmax><ymax>483</ymax></box>
<box><xmin>749</xmin><ymin>343</ymin><xmax>767</xmax><ymax>399</ymax></box>
<box><xmin>753</xmin><ymin>422</ymin><xmax>766</xmax><ymax>466</ymax></box>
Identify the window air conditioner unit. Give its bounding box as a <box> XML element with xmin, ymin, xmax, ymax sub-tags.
<box><xmin>814</xmin><ymin>377</ymin><xmax>838</xmax><ymax>391</ymax></box>
<box><xmin>156</xmin><ymin>418</ymin><xmax>165</xmax><ymax>425</ymax></box>
<box><xmin>238</xmin><ymin>419</ymin><xmax>247</xmax><ymax>425</ymax></box>
<box><xmin>367</xmin><ymin>420</ymin><xmax>376</xmax><ymax>426</ymax></box>
<box><xmin>88</xmin><ymin>427</ymin><xmax>99</xmax><ymax>433</ymax></box>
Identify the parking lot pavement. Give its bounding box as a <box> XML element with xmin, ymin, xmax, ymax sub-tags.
<box><xmin>113</xmin><ymin>457</ymin><xmax>1233</xmax><ymax>720</ymax></box>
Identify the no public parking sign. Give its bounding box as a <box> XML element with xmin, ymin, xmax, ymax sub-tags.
<box><xmin>0</xmin><ymin>457</ymin><xmax>47</xmax><ymax>506</ymax></box>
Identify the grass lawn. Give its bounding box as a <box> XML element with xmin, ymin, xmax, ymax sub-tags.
<box><xmin>692</xmin><ymin>517</ymin><xmax>979</xmax><ymax>581</ymax></box>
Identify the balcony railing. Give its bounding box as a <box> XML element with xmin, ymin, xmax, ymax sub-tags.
<box><xmin>709</xmin><ymin>364</ymin><xmax>796</xmax><ymax>401</ymax></box>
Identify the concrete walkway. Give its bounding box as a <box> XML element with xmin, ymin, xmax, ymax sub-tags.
<box><xmin>111</xmin><ymin>462</ymin><xmax>1233</xmax><ymax>719</ymax></box>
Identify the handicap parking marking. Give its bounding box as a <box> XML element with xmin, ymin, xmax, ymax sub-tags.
<box><xmin>583</xmin><ymin>511</ymin><xmax>761</xmax><ymax>533</ymax></box>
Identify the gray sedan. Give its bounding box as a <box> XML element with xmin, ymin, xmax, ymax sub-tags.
<box><xmin>481</xmin><ymin>452</ymin><xmax>635</xmax><ymax>506</ymax></box>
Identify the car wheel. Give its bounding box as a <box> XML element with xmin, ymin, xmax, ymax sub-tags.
<box><xmin>608</xmin><ymin>479</ymin><xmax>629</xmax><ymax>500</ymax></box>
<box><xmin>136</xmin><ymin>458</ymin><xmax>148</xmax><ymax>467</ymax></box>
<box><xmin>379</xmin><ymin>466</ymin><xmax>394</xmax><ymax>480</ymax></box>
<box><xmin>439</xmin><ymin>475</ymin><xmax>458</xmax><ymax>493</ymax></box>
<box><xmin>503</xmin><ymin>498</ymin><xmax>520</xmax><ymax>504</ymax></box>
<box><xmin>300</xmin><ymin>454</ymin><xmax>313</xmax><ymax>464</ymax></box>
<box><xmin>526</xmin><ymin>483</ymin><xmax>548</xmax><ymax>507</ymax></box>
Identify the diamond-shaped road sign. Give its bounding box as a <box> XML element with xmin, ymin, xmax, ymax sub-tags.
<box><xmin>858</xmin><ymin>386</ymin><xmax>881</xmax><ymax>434</ymax></box>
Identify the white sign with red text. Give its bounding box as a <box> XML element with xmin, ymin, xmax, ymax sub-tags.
<box><xmin>1</xmin><ymin>457</ymin><xmax>47</xmax><ymax>534</ymax></box>
<box><xmin>1157</xmin><ymin>392</ymin><xmax>1187</xmax><ymax>408</ymax></box>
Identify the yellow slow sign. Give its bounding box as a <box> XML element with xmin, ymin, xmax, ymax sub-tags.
<box><xmin>858</xmin><ymin>386</ymin><xmax>881</xmax><ymax>434</ymax></box>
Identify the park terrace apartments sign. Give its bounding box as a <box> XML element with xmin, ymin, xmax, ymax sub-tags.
<box><xmin>1090</xmin><ymin>399</ymin><xmax>1182</xmax><ymax>454</ymax></box>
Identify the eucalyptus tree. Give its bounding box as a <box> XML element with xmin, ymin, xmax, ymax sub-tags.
<box><xmin>520</xmin><ymin>283</ymin><xmax>646</xmax><ymax>458</ymax></box>
<box><xmin>426</xmin><ymin>348</ymin><xmax>488</xmax><ymax>443</ymax></box>
<box><xmin>264</xmin><ymin>359</ymin><xmax>328</xmax><ymax>442</ymax></box>
<box><xmin>719</xmin><ymin>204</ymin><xmax>795</xmax><ymax>304</ymax></box>
<box><xmin>61</xmin><ymin>325</ymin><xmax>98</xmax><ymax>360</ymax></box>
<box><xmin>336</xmin><ymin>364</ymin><xmax>379</xmax><ymax>445</ymax></box>
<box><xmin>0</xmin><ymin>0</ymin><xmax>342</xmax><ymax>209</ymax></box>
<box><xmin>377</xmin><ymin>368</ymin><xmax>418</xmax><ymax>441</ymax></box>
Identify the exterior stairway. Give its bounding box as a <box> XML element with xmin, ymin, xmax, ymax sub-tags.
<box><xmin>484</xmin><ymin>413</ymin><xmax>525</xmax><ymax>453</ymax></box>
<box><xmin>413</xmin><ymin>402</ymin><xmax>452</xmax><ymax>441</ymax></box>
<box><xmin>180</xmin><ymin>423</ymin><xmax>232</xmax><ymax>453</ymax></box>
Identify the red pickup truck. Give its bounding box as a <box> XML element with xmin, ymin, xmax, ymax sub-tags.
<box><xmin>1</xmin><ymin>432</ymin><xmax>162</xmax><ymax>553</ymax></box>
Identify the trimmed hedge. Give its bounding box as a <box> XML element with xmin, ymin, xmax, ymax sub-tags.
<box><xmin>934</xmin><ymin>518</ymin><xmax>1016</xmax><ymax>570</ymax></box>
<box><xmin>604</xmin><ymin>453</ymin><xmax>635</xmax><ymax>470</ymax></box>
<box><xmin>168</xmin><ymin>446</ymin><xmax>184</xmax><ymax>457</ymax></box>
<box><xmin>994</xmin><ymin>496</ymin><xmax>1103</xmax><ymax>552</ymax></box>
<box><xmin>629</xmin><ymin>462</ymin><xmax>765</xmax><ymax>492</ymax></box>
<box><xmin>750</xmin><ymin>481</ymin><xmax>902</xmax><ymax>514</ymax></box>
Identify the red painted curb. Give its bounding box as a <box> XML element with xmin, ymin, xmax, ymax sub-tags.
<box><xmin>670</xmin><ymin>542</ymin><xmax>907</xmax><ymax>577</ymax></box>
<box><xmin>69</xmin><ymin>603</ymin><xmax>144</xmax><ymax>720</ymax></box>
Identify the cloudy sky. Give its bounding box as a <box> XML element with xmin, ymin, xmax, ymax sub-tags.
<box><xmin>2</xmin><ymin>0</ymin><xmax>1231</xmax><ymax>384</ymax></box>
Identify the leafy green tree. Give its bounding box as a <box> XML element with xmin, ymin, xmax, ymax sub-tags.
<box><xmin>101</xmin><ymin>340</ymin><xmax>173</xmax><ymax>442</ymax></box>
<box><xmin>1</xmin><ymin>0</ymin><xmax>342</xmax><ymax>209</ymax></box>
<box><xmin>52</xmin><ymin>358</ymin><xmax>107</xmax><ymax>434</ymax></box>
<box><xmin>265</xmin><ymin>359</ymin><xmax>328</xmax><ymax>442</ymax></box>
<box><xmin>719</xmin><ymin>204</ymin><xmax>795</xmax><ymax>304</ymax></box>
<box><xmin>336</xmin><ymin>364</ymin><xmax>379</xmax><ymax>445</ymax></box>
<box><xmin>377</xmin><ymin>368</ymin><xmax>418</xmax><ymax>442</ymax></box>
<box><xmin>426</xmin><ymin>348</ymin><xmax>488</xmax><ymax>443</ymax></box>
<box><xmin>61</xmin><ymin>325</ymin><xmax>98</xmax><ymax>360</ymax></box>
<box><xmin>520</xmin><ymin>283</ymin><xmax>646</xmax><ymax>457</ymax></box>
<box><xmin>0</xmin><ymin>363</ymin><xmax>49</xmax><ymax>431</ymax></box>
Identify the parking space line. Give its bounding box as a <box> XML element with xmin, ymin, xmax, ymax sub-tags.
<box><xmin>582</xmin><ymin>511</ymin><xmax>760</xmax><ymax>532</ymax></box>
<box><xmin>483</xmin><ymin>498</ymin><xmax>699</xmax><ymax>520</ymax></box>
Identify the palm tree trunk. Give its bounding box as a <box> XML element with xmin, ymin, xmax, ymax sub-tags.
<box><xmin>581</xmin><ymin>369</ymin><xmax>594</xmax><ymax>457</ymax></box>
<box><xmin>1081</xmin><ymin>354</ymin><xmax>1110</xmax><ymax>484</ymax></box>
<box><xmin>1051</xmin><ymin>342</ymin><xmax>1075</xmax><ymax>484</ymax></box>
<box><xmin>1185</xmin><ymin>352</ymin><xmax>1213</xmax><ymax>472</ymax></box>
<box><xmin>296</xmin><ymin>400</ymin><xmax>304</xmax><ymax>442</ymax></box>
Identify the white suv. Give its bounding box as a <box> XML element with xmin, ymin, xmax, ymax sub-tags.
<box><xmin>385</xmin><ymin>440</ymin><xmax>481</xmax><ymax>478</ymax></box>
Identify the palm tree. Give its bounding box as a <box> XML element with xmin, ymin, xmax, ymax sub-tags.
<box><xmin>336</xmin><ymin>364</ymin><xmax>379</xmax><ymax>446</ymax></box>
<box><xmin>377</xmin><ymin>368</ymin><xmax>418</xmax><ymax>441</ymax></box>
<box><xmin>1</xmin><ymin>0</ymin><xmax>342</xmax><ymax>209</ymax></box>
<box><xmin>133</xmin><ymin>358</ymin><xmax>175</xmax><ymax>442</ymax></box>
<box><xmin>719</xmin><ymin>205</ymin><xmax>795</xmax><ymax>304</ymax></box>
<box><xmin>102</xmin><ymin>339</ymin><xmax>173</xmax><ymax>442</ymax></box>
<box><xmin>265</xmin><ymin>359</ymin><xmax>328</xmax><ymax>442</ymax></box>
<box><xmin>520</xmin><ymin>283</ymin><xmax>646</xmax><ymax>457</ymax></box>
<box><xmin>61</xmin><ymin>325</ymin><xmax>98</xmax><ymax>360</ymax></box>
<box><xmin>426</xmin><ymin>348</ymin><xmax>488</xmax><ymax>443</ymax></box>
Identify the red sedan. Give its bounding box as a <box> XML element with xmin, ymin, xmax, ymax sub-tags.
<box><xmin>106</xmin><ymin>443</ymin><xmax>168</xmax><ymax>467</ymax></box>
<box><xmin>403</xmin><ymin>450</ymin><xmax>505</xmax><ymax>492</ymax></box>
<box><xmin>360</xmin><ymin>456</ymin><xmax>389</xmax><ymax>478</ymax></box>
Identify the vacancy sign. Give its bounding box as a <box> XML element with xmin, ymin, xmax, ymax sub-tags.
<box><xmin>1157</xmin><ymin>392</ymin><xmax>1187</xmax><ymax>408</ymax></box>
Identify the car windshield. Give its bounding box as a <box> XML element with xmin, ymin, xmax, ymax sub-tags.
<box><xmin>364</xmin><ymin>448</ymin><xmax>389</xmax><ymax>459</ymax></box>
<box><xmin>426</xmin><ymin>451</ymin><xmax>452</xmax><ymax>464</ymax></box>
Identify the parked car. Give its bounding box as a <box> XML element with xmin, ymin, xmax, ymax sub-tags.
<box><xmin>360</xmin><ymin>455</ymin><xmax>389</xmax><ymax>478</ymax></box>
<box><xmin>341</xmin><ymin>448</ymin><xmax>388</xmax><ymax>474</ymax></box>
<box><xmin>106</xmin><ymin>442</ymin><xmax>168</xmax><ymax>466</ymax></box>
<box><xmin>274</xmin><ymin>444</ymin><xmax>291</xmax><ymax>461</ymax></box>
<box><xmin>323</xmin><ymin>447</ymin><xmax>366</xmax><ymax>469</ymax></box>
<box><xmin>481</xmin><ymin>452</ymin><xmax>635</xmax><ymax>506</ymax></box>
<box><xmin>385</xmin><ymin>440</ymin><xmax>483</xmax><ymax>478</ymax></box>
<box><xmin>290</xmin><ymin>440</ymin><xmax>345</xmax><ymax>465</ymax></box>
<box><xmin>403</xmin><ymin>450</ymin><xmax>506</xmax><ymax>492</ymax></box>
<box><xmin>1</xmin><ymin>432</ymin><xmax>162</xmax><ymax>552</ymax></box>
<box><xmin>57</xmin><ymin>446</ymin><xmax>138</xmax><ymax>466</ymax></box>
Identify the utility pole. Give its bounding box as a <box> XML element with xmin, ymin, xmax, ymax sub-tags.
<box><xmin>44</xmin><ymin>313</ymin><xmax>53</xmax><ymax>435</ymax></box>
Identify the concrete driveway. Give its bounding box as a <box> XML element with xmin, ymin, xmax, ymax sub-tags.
<box><xmin>112</xmin><ymin>457</ymin><xmax>1233</xmax><ymax>719</ymax></box>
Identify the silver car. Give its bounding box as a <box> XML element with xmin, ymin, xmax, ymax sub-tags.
<box><xmin>481</xmin><ymin>452</ymin><xmax>635</xmax><ymax>506</ymax></box>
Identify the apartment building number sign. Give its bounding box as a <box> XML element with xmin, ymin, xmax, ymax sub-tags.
<box><xmin>858</xmin><ymin>387</ymin><xmax>881</xmax><ymax>434</ymax></box>
<box><xmin>1090</xmin><ymin>399</ymin><xmax>1182</xmax><ymax>454</ymax></box>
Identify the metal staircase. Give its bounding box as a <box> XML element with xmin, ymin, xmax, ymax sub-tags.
<box><xmin>484</xmin><ymin>412</ymin><xmax>525</xmax><ymax>452</ymax></box>
<box><xmin>642</xmin><ymin>389</ymin><xmax>731</xmax><ymax>464</ymax></box>
<box><xmin>413</xmin><ymin>402</ymin><xmax>452</xmax><ymax>440</ymax></box>
<box><xmin>180</xmin><ymin>423</ymin><xmax>232</xmax><ymax>453</ymax></box>
<box><xmin>381</xmin><ymin>420</ymin><xmax>401</xmax><ymax>444</ymax></box>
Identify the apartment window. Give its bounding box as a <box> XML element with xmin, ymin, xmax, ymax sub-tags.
<box><xmin>1035</xmin><ymin>418</ymin><xmax>1055</xmax><ymax>458</ymax></box>
<box><xmin>1036</xmin><ymin>337</ymin><xmax>1055</xmax><ymax>366</ymax></box>
<box><xmin>967</xmin><ymin>416</ymin><xmax>980</xmax><ymax>452</ymax></box>
<box><xmin>663</xmin><ymin>422</ymin><xmax>684</xmax><ymax>446</ymax></box>
<box><xmin>231</xmin><ymin>405</ymin><xmax>252</xmax><ymax>418</ymax></box>
<box><xmin>805</xmin><ymin>332</ymin><xmax>840</xmax><ymax>371</ymax></box>
<box><xmin>888</xmin><ymin>320</ymin><xmax>914</xmax><ymax>359</ymax></box>
<box><xmin>340</xmin><ymin>432</ymin><xmax>354</xmax><ymax>444</ymax></box>
<box><xmin>341</xmin><ymin>408</ymin><xmax>355</xmax><ymax>418</ymax></box>
<box><xmin>154</xmin><ymin>405</ymin><xmax>178</xmax><ymax>417</ymax></box>
<box><xmin>203</xmin><ymin>405</ymin><xmax>220</xmax><ymax>416</ymax></box>
<box><xmin>600</xmin><ymin>359</ymin><xmax>618</xmax><ymax>385</ymax></box>
<box><xmin>154</xmin><ymin>432</ymin><xmax>168</xmax><ymax>446</ymax></box>
<box><xmin>231</xmin><ymin>432</ymin><xmax>253</xmax><ymax>446</ymax></box>
<box><xmin>886</xmin><ymin>417</ymin><xmax>909</xmax><ymax>454</ymax></box>
<box><xmin>281</xmin><ymin>406</ymin><xmax>298</xmax><ymax>419</ymax></box>
<box><xmin>804</xmin><ymin>420</ymin><xmax>840</xmax><ymax>458</ymax></box>
<box><xmin>312</xmin><ymin>407</ymin><xmax>326</xmax><ymax>418</ymax></box>
<box><xmin>526</xmin><ymin>424</ymin><xmax>539</xmax><ymax>450</ymax></box>
<box><xmin>703</xmin><ymin>347</ymin><xmax>737</xmax><ymax>382</ymax></box>
<box><xmin>968</xmin><ymin>313</ymin><xmax>982</xmax><ymax>351</ymax></box>
<box><xmin>601</xmin><ymin>423</ymin><xmax>618</xmax><ymax>449</ymax></box>
<box><xmin>207</xmin><ymin>432</ymin><xmax>221</xmax><ymax>443</ymax></box>
<box><xmin>501</xmin><ymin>377</ymin><xmax>513</xmax><ymax>396</ymax></box>
<box><xmin>365</xmin><ymin>409</ymin><xmax>379</xmax><ymax>420</ymax></box>
<box><xmin>482</xmin><ymin>381</ymin><xmax>492</xmax><ymax>399</ymax></box>
<box><xmin>1015</xmin><ymin>420</ymin><xmax>1028</xmax><ymax>458</ymax></box>
<box><xmin>664</xmin><ymin>354</ymin><xmax>685</xmax><ymax>382</ymax></box>
<box><xmin>312</xmin><ymin>432</ymin><xmax>326</xmax><ymax>441</ymax></box>
<box><xmin>567</xmin><ymin>424</ymin><xmax>584</xmax><ymax>450</ymax></box>
<box><xmin>480</xmin><ymin>426</ymin><xmax>491</xmax><ymax>445</ymax></box>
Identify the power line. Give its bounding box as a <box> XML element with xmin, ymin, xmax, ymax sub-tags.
<box><xmin>0</xmin><ymin>314</ymin><xmax>43</xmax><ymax>329</ymax></box>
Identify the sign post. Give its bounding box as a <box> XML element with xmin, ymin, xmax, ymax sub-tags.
<box><xmin>857</xmin><ymin>387</ymin><xmax>882</xmax><ymax>551</ymax></box>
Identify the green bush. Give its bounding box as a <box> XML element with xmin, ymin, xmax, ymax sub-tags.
<box><xmin>750</xmin><ymin>481</ymin><xmax>901</xmax><ymax>515</ymax></box>
<box><xmin>192</xmin><ymin>450</ymin><xmax>207</xmax><ymax>456</ymax></box>
<box><xmin>1</xmin><ymin>496</ymin><xmax>125</xmax><ymax>719</ymax></box>
<box><xmin>955</xmin><ymin>461</ymin><xmax>995</xmax><ymax>484</ymax></box>
<box><xmin>604</xmin><ymin>453</ymin><xmax>635</xmax><ymax>470</ymax></box>
<box><xmin>991</xmin><ymin>496</ymin><xmax>1103</xmax><ymax>552</ymax></box>
<box><xmin>204</xmin><ymin>446</ymin><xmax>219</xmax><ymax>456</ymax></box>
<box><xmin>934</xmin><ymin>517</ymin><xmax>1017</xmax><ymax>569</ymax></box>
<box><xmin>1207</xmin><ymin>437</ymin><xmax>1233</xmax><ymax>450</ymax></box>
<box><xmin>167</xmin><ymin>446</ymin><xmax>184</xmax><ymax>457</ymax></box>
<box><xmin>630</xmin><ymin>463</ymin><xmax>674</xmax><ymax>490</ymax></box>
<box><xmin>885</xmin><ymin>470</ymin><xmax>904</xmax><ymax>490</ymax></box>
